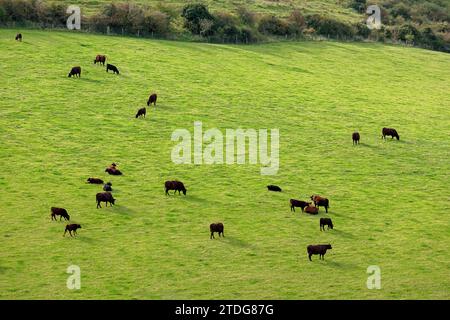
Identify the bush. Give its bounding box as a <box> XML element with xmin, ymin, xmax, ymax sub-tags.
<box><xmin>398</xmin><ymin>23</ymin><xmax>421</xmax><ymax>43</ymax></box>
<box><xmin>349</xmin><ymin>0</ymin><xmax>367</xmax><ymax>14</ymax></box>
<box><xmin>306</xmin><ymin>15</ymin><xmax>355</xmax><ymax>39</ymax></box>
<box><xmin>181</xmin><ymin>3</ymin><xmax>214</xmax><ymax>35</ymax></box>
<box><xmin>258</xmin><ymin>15</ymin><xmax>290</xmax><ymax>36</ymax></box>
<box><xmin>287</xmin><ymin>9</ymin><xmax>306</xmax><ymax>36</ymax></box>
<box><xmin>143</xmin><ymin>11</ymin><xmax>170</xmax><ymax>35</ymax></box>
<box><xmin>236</xmin><ymin>5</ymin><xmax>256</xmax><ymax>27</ymax></box>
<box><xmin>355</xmin><ymin>22</ymin><xmax>371</xmax><ymax>38</ymax></box>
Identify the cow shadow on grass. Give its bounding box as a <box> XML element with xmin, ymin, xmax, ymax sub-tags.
<box><xmin>79</xmin><ymin>78</ymin><xmax>102</xmax><ymax>83</ymax></box>
<box><xmin>222</xmin><ymin>236</ymin><xmax>254</xmax><ymax>249</ymax></box>
<box><xmin>357</xmin><ymin>142</ymin><xmax>377</xmax><ymax>149</ymax></box>
<box><xmin>331</xmin><ymin>229</ymin><xmax>355</xmax><ymax>239</ymax></box>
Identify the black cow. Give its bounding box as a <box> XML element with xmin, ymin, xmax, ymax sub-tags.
<box><xmin>103</xmin><ymin>182</ymin><xmax>112</xmax><ymax>192</ymax></box>
<box><xmin>147</xmin><ymin>93</ymin><xmax>157</xmax><ymax>106</ymax></box>
<box><xmin>210</xmin><ymin>223</ymin><xmax>224</xmax><ymax>239</ymax></box>
<box><xmin>68</xmin><ymin>66</ymin><xmax>81</xmax><ymax>78</ymax></box>
<box><xmin>165</xmin><ymin>180</ymin><xmax>186</xmax><ymax>195</ymax></box>
<box><xmin>64</xmin><ymin>224</ymin><xmax>81</xmax><ymax>237</ymax></box>
<box><xmin>352</xmin><ymin>132</ymin><xmax>360</xmax><ymax>145</ymax></box>
<box><xmin>96</xmin><ymin>192</ymin><xmax>116</xmax><ymax>208</ymax></box>
<box><xmin>106</xmin><ymin>64</ymin><xmax>119</xmax><ymax>74</ymax></box>
<box><xmin>105</xmin><ymin>167</ymin><xmax>122</xmax><ymax>175</ymax></box>
<box><xmin>382</xmin><ymin>127</ymin><xmax>399</xmax><ymax>140</ymax></box>
<box><xmin>51</xmin><ymin>207</ymin><xmax>70</xmax><ymax>221</ymax></box>
<box><xmin>136</xmin><ymin>107</ymin><xmax>146</xmax><ymax>118</ymax></box>
<box><xmin>290</xmin><ymin>199</ymin><xmax>311</xmax><ymax>212</ymax></box>
<box><xmin>15</xmin><ymin>33</ymin><xmax>22</xmax><ymax>41</ymax></box>
<box><xmin>267</xmin><ymin>185</ymin><xmax>282</xmax><ymax>192</ymax></box>
<box><xmin>94</xmin><ymin>55</ymin><xmax>106</xmax><ymax>65</ymax></box>
<box><xmin>311</xmin><ymin>195</ymin><xmax>329</xmax><ymax>213</ymax></box>
<box><xmin>307</xmin><ymin>244</ymin><xmax>332</xmax><ymax>261</ymax></box>
<box><xmin>320</xmin><ymin>218</ymin><xmax>333</xmax><ymax>231</ymax></box>
<box><xmin>87</xmin><ymin>177</ymin><xmax>104</xmax><ymax>184</ymax></box>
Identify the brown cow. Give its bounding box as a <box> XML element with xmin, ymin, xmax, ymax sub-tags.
<box><xmin>290</xmin><ymin>199</ymin><xmax>311</xmax><ymax>212</ymax></box>
<box><xmin>305</xmin><ymin>205</ymin><xmax>319</xmax><ymax>215</ymax></box>
<box><xmin>105</xmin><ymin>167</ymin><xmax>122</xmax><ymax>175</ymax></box>
<box><xmin>210</xmin><ymin>223</ymin><xmax>224</xmax><ymax>239</ymax></box>
<box><xmin>51</xmin><ymin>207</ymin><xmax>70</xmax><ymax>221</ymax></box>
<box><xmin>94</xmin><ymin>55</ymin><xmax>106</xmax><ymax>65</ymax></box>
<box><xmin>310</xmin><ymin>195</ymin><xmax>329</xmax><ymax>213</ymax></box>
<box><xmin>165</xmin><ymin>180</ymin><xmax>186</xmax><ymax>195</ymax></box>
<box><xmin>147</xmin><ymin>93</ymin><xmax>157</xmax><ymax>106</ymax></box>
<box><xmin>64</xmin><ymin>224</ymin><xmax>81</xmax><ymax>237</ymax></box>
<box><xmin>352</xmin><ymin>132</ymin><xmax>360</xmax><ymax>145</ymax></box>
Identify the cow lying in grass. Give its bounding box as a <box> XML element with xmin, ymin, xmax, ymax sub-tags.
<box><xmin>64</xmin><ymin>224</ymin><xmax>81</xmax><ymax>237</ymax></box>
<box><xmin>51</xmin><ymin>207</ymin><xmax>70</xmax><ymax>221</ymax></box>
<box><xmin>307</xmin><ymin>244</ymin><xmax>332</xmax><ymax>261</ymax></box>
<box><xmin>87</xmin><ymin>177</ymin><xmax>104</xmax><ymax>184</ymax></box>
<box><xmin>267</xmin><ymin>185</ymin><xmax>282</xmax><ymax>192</ymax></box>
<box><xmin>210</xmin><ymin>223</ymin><xmax>224</xmax><ymax>239</ymax></box>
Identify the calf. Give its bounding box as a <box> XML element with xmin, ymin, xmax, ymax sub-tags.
<box><xmin>310</xmin><ymin>195</ymin><xmax>329</xmax><ymax>213</ymax></box>
<box><xmin>210</xmin><ymin>223</ymin><xmax>224</xmax><ymax>239</ymax></box>
<box><xmin>307</xmin><ymin>244</ymin><xmax>332</xmax><ymax>261</ymax></box>
<box><xmin>64</xmin><ymin>224</ymin><xmax>81</xmax><ymax>237</ymax></box>
<box><xmin>51</xmin><ymin>207</ymin><xmax>70</xmax><ymax>221</ymax></box>
<box><xmin>305</xmin><ymin>205</ymin><xmax>319</xmax><ymax>215</ymax></box>
<box><xmin>290</xmin><ymin>199</ymin><xmax>311</xmax><ymax>212</ymax></box>
<box><xmin>96</xmin><ymin>192</ymin><xmax>116</xmax><ymax>208</ymax></box>
<box><xmin>267</xmin><ymin>185</ymin><xmax>282</xmax><ymax>192</ymax></box>
<box><xmin>106</xmin><ymin>64</ymin><xmax>119</xmax><ymax>74</ymax></box>
<box><xmin>94</xmin><ymin>54</ymin><xmax>106</xmax><ymax>65</ymax></box>
<box><xmin>87</xmin><ymin>177</ymin><xmax>104</xmax><ymax>184</ymax></box>
<box><xmin>165</xmin><ymin>180</ymin><xmax>187</xmax><ymax>195</ymax></box>
<box><xmin>68</xmin><ymin>66</ymin><xmax>81</xmax><ymax>78</ymax></box>
<box><xmin>147</xmin><ymin>93</ymin><xmax>157</xmax><ymax>106</ymax></box>
<box><xmin>320</xmin><ymin>218</ymin><xmax>333</xmax><ymax>231</ymax></box>
<box><xmin>103</xmin><ymin>182</ymin><xmax>112</xmax><ymax>192</ymax></box>
<box><xmin>15</xmin><ymin>33</ymin><xmax>22</xmax><ymax>41</ymax></box>
<box><xmin>382</xmin><ymin>127</ymin><xmax>400</xmax><ymax>140</ymax></box>
<box><xmin>352</xmin><ymin>132</ymin><xmax>360</xmax><ymax>145</ymax></box>
<box><xmin>136</xmin><ymin>107</ymin><xmax>146</xmax><ymax>118</ymax></box>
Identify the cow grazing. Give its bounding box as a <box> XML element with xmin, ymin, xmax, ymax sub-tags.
<box><xmin>320</xmin><ymin>218</ymin><xmax>334</xmax><ymax>231</ymax></box>
<box><xmin>94</xmin><ymin>55</ymin><xmax>106</xmax><ymax>65</ymax></box>
<box><xmin>96</xmin><ymin>192</ymin><xmax>116</xmax><ymax>208</ymax></box>
<box><xmin>210</xmin><ymin>223</ymin><xmax>224</xmax><ymax>239</ymax></box>
<box><xmin>64</xmin><ymin>224</ymin><xmax>81</xmax><ymax>237</ymax></box>
<box><xmin>51</xmin><ymin>207</ymin><xmax>70</xmax><ymax>221</ymax></box>
<box><xmin>310</xmin><ymin>195</ymin><xmax>330</xmax><ymax>213</ymax></box>
<box><xmin>382</xmin><ymin>127</ymin><xmax>400</xmax><ymax>140</ymax></box>
<box><xmin>290</xmin><ymin>199</ymin><xmax>311</xmax><ymax>212</ymax></box>
<box><xmin>68</xmin><ymin>66</ymin><xmax>81</xmax><ymax>78</ymax></box>
<box><xmin>307</xmin><ymin>244</ymin><xmax>332</xmax><ymax>261</ymax></box>
<box><xmin>136</xmin><ymin>107</ymin><xmax>146</xmax><ymax>118</ymax></box>
<box><xmin>87</xmin><ymin>177</ymin><xmax>104</xmax><ymax>184</ymax></box>
<box><xmin>352</xmin><ymin>132</ymin><xmax>360</xmax><ymax>145</ymax></box>
<box><xmin>15</xmin><ymin>33</ymin><xmax>22</xmax><ymax>41</ymax></box>
<box><xmin>305</xmin><ymin>205</ymin><xmax>319</xmax><ymax>215</ymax></box>
<box><xmin>106</xmin><ymin>64</ymin><xmax>119</xmax><ymax>74</ymax></box>
<box><xmin>165</xmin><ymin>180</ymin><xmax>186</xmax><ymax>196</ymax></box>
<box><xmin>103</xmin><ymin>182</ymin><xmax>112</xmax><ymax>192</ymax></box>
<box><xmin>267</xmin><ymin>185</ymin><xmax>282</xmax><ymax>192</ymax></box>
<box><xmin>105</xmin><ymin>167</ymin><xmax>122</xmax><ymax>175</ymax></box>
<box><xmin>147</xmin><ymin>93</ymin><xmax>157</xmax><ymax>107</ymax></box>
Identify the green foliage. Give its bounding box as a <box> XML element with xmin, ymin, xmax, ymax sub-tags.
<box><xmin>181</xmin><ymin>3</ymin><xmax>214</xmax><ymax>35</ymax></box>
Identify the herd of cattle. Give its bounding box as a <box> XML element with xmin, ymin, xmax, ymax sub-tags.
<box><xmin>14</xmin><ymin>32</ymin><xmax>402</xmax><ymax>261</ymax></box>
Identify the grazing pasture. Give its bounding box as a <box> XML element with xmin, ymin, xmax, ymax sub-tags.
<box><xmin>0</xmin><ymin>30</ymin><xmax>449</xmax><ymax>299</ymax></box>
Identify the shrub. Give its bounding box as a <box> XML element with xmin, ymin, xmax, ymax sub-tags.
<box><xmin>181</xmin><ymin>3</ymin><xmax>214</xmax><ymax>35</ymax></box>
<box><xmin>236</xmin><ymin>5</ymin><xmax>256</xmax><ymax>27</ymax></box>
<box><xmin>258</xmin><ymin>15</ymin><xmax>290</xmax><ymax>36</ymax></box>
<box><xmin>287</xmin><ymin>9</ymin><xmax>306</xmax><ymax>36</ymax></box>
<box><xmin>398</xmin><ymin>23</ymin><xmax>421</xmax><ymax>42</ymax></box>
<box><xmin>143</xmin><ymin>11</ymin><xmax>170</xmax><ymax>35</ymax></box>
<box><xmin>306</xmin><ymin>15</ymin><xmax>355</xmax><ymax>39</ymax></box>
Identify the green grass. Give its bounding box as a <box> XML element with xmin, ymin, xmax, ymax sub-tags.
<box><xmin>0</xmin><ymin>29</ymin><xmax>449</xmax><ymax>300</ymax></box>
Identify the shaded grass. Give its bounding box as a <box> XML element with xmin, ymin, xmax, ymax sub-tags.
<box><xmin>0</xmin><ymin>29</ymin><xmax>449</xmax><ymax>299</ymax></box>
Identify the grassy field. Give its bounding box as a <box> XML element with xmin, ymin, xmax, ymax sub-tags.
<box><xmin>0</xmin><ymin>29</ymin><xmax>449</xmax><ymax>300</ymax></box>
<box><xmin>51</xmin><ymin>0</ymin><xmax>362</xmax><ymax>21</ymax></box>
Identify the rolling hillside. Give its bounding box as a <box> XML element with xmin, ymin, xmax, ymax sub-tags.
<box><xmin>0</xmin><ymin>29</ymin><xmax>449</xmax><ymax>299</ymax></box>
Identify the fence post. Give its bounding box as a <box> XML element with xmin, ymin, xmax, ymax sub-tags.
<box><xmin>107</xmin><ymin>26</ymin><xmax>110</xmax><ymax>35</ymax></box>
